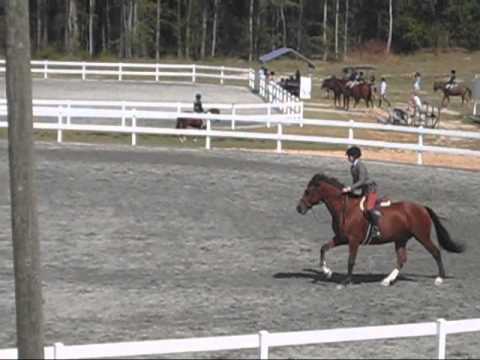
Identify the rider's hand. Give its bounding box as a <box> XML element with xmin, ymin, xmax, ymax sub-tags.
<box><xmin>342</xmin><ymin>187</ymin><xmax>351</xmax><ymax>193</ymax></box>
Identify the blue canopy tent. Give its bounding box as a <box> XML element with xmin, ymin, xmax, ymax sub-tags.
<box><xmin>259</xmin><ymin>47</ymin><xmax>316</xmax><ymax>69</ymax></box>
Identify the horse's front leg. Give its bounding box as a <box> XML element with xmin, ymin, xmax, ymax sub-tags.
<box><xmin>342</xmin><ymin>240</ymin><xmax>359</xmax><ymax>286</ymax></box>
<box><xmin>320</xmin><ymin>239</ymin><xmax>336</xmax><ymax>278</ymax></box>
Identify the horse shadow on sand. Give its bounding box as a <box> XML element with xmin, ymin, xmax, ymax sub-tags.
<box><xmin>271</xmin><ymin>268</ymin><xmax>448</xmax><ymax>285</ymax></box>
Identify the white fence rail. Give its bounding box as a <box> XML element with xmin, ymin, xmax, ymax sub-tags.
<box><xmin>0</xmin><ymin>60</ymin><xmax>303</xmax><ymax>119</ymax></box>
<box><xmin>0</xmin><ymin>60</ymin><xmax>254</xmax><ymax>86</ymax></box>
<box><xmin>0</xmin><ymin>100</ymin><xmax>479</xmax><ymax>164</ymax></box>
<box><xmin>1</xmin><ymin>318</ymin><xmax>479</xmax><ymax>359</ymax></box>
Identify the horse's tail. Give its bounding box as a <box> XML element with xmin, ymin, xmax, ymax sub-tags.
<box><xmin>425</xmin><ymin>207</ymin><xmax>465</xmax><ymax>253</ymax></box>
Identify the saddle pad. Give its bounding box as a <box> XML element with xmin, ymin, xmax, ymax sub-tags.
<box><xmin>359</xmin><ymin>196</ymin><xmax>391</xmax><ymax>211</ymax></box>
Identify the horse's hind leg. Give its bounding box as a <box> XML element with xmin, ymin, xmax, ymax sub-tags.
<box><xmin>415</xmin><ymin>230</ymin><xmax>446</xmax><ymax>285</ymax></box>
<box><xmin>381</xmin><ymin>241</ymin><xmax>407</xmax><ymax>286</ymax></box>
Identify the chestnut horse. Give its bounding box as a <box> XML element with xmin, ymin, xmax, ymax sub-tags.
<box><xmin>296</xmin><ymin>173</ymin><xmax>465</xmax><ymax>287</ymax></box>
<box><xmin>433</xmin><ymin>81</ymin><xmax>472</xmax><ymax>107</ymax></box>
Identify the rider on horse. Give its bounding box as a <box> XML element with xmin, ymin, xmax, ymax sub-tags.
<box><xmin>194</xmin><ymin>93</ymin><xmax>204</xmax><ymax>113</ymax></box>
<box><xmin>342</xmin><ymin>146</ymin><xmax>382</xmax><ymax>240</ymax></box>
<box><xmin>446</xmin><ymin>70</ymin><xmax>457</xmax><ymax>90</ymax></box>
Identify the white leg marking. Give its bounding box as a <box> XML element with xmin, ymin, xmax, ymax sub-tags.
<box><xmin>381</xmin><ymin>268</ymin><xmax>400</xmax><ymax>287</ymax></box>
<box><xmin>435</xmin><ymin>277</ymin><xmax>443</xmax><ymax>286</ymax></box>
<box><xmin>321</xmin><ymin>264</ymin><xmax>333</xmax><ymax>279</ymax></box>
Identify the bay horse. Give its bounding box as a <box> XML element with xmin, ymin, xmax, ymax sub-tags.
<box><xmin>175</xmin><ymin>108</ymin><xmax>220</xmax><ymax>143</ymax></box>
<box><xmin>344</xmin><ymin>82</ymin><xmax>374</xmax><ymax>110</ymax></box>
<box><xmin>433</xmin><ymin>81</ymin><xmax>472</xmax><ymax>107</ymax></box>
<box><xmin>296</xmin><ymin>173</ymin><xmax>465</xmax><ymax>287</ymax></box>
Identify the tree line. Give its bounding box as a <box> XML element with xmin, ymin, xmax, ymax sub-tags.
<box><xmin>1</xmin><ymin>0</ymin><xmax>480</xmax><ymax>61</ymax></box>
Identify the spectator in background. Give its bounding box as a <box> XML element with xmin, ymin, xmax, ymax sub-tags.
<box><xmin>378</xmin><ymin>77</ymin><xmax>391</xmax><ymax>108</ymax></box>
<box><xmin>413</xmin><ymin>72</ymin><xmax>421</xmax><ymax>92</ymax></box>
<box><xmin>193</xmin><ymin>93</ymin><xmax>204</xmax><ymax>113</ymax></box>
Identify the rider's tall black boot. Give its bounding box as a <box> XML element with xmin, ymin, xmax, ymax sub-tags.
<box><xmin>369</xmin><ymin>209</ymin><xmax>382</xmax><ymax>240</ymax></box>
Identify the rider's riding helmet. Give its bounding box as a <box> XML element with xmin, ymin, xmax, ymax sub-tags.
<box><xmin>346</xmin><ymin>146</ymin><xmax>362</xmax><ymax>159</ymax></box>
<box><xmin>451</xmin><ymin>70</ymin><xmax>456</xmax><ymax>74</ymax></box>
<box><xmin>196</xmin><ymin>93</ymin><xmax>202</xmax><ymax>99</ymax></box>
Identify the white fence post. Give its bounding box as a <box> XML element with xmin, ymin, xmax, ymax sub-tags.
<box><xmin>43</xmin><ymin>60</ymin><xmax>48</xmax><ymax>79</ymax></box>
<box><xmin>206</xmin><ymin>119</ymin><xmax>211</xmax><ymax>150</ymax></box>
<box><xmin>66</xmin><ymin>101</ymin><xmax>71</xmax><ymax>125</ymax></box>
<box><xmin>231</xmin><ymin>105</ymin><xmax>236</xmax><ymax>130</ymax></box>
<box><xmin>155</xmin><ymin>63</ymin><xmax>160</xmax><ymax>81</ymax></box>
<box><xmin>121</xmin><ymin>102</ymin><xmax>126</xmax><ymax>127</ymax></box>
<box><xmin>259</xmin><ymin>330</ymin><xmax>269</xmax><ymax>360</ymax></box>
<box><xmin>131</xmin><ymin>108</ymin><xmax>137</xmax><ymax>146</ymax></box>
<box><xmin>436</xmin><ymin>319</ymin><xmax>447</xmax><ymax>359</ymax></box>
<box><xmin>82</xmin><ymin>62</ymin><xmax>86</xmax><ymax>80</ymax></box>
<box><xmin>118</xmin><ymin>63</ymin><xmax>123</xmax><ymax>81</ymax></box>
<box><xmin>220</xmin><ymin>66</ymin><xmax>225</xmax><ymax>85</ymax></box>
<box><xmin>349</xmin><ymin>119</ymin><xmax>354</xmax><ymax>141</ymax></box>
<box><xmin>299</xmin><ymin>101</ymin><xmax>304</xmax><ymax>128</ymax></box>
<box><xmin>276</xmin><ymin>122</ymin><xmax>283</xmax><ymax>153</ymax></box>
<box><xmin>53</xmin><ymin>342</ymin><xmax>64</xmax><ymax>360</ymax></box>
<box><xmin>57</xmin><ymin>106</ymin><xmax>63</xmax><ymax>143</ymax></box>
<box><xmin>417</xmin><ymin>127</ymin><xmax>424</xmax><ymax>165</ymax></box>
<box><xmin>192</xmin><ymin>64</ymin><xmax>196</xmax><ymax>83</ymax></box>
<box><xmin>267</xmin><ymin>104</ymin><xmax>272</xmax><ymax>128</ymax></box>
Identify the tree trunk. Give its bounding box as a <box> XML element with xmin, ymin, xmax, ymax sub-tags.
<box><xmin>386</xmin><ymin>0</ymin><xmax>393</xmax><ymax>54</ymax></box>
<box><xmin>5</xmin><ymin>0</ymin><xmax>44</xmax><ymax>357</ymax></box>
<box><xmin>185</xmin><ymin>0</ymin><xmax>192</xmax><ymax>58</ymax></box>
<box><xmin>280</xmin><ymin>2</ymin><xmax>287</xmax><ymax>48</ymax></box>
<box><xmin>343</xmin><ymin>0</ymin><xmax>349</xmax><ymax>58</ymax></box>
<box><xmin>335</xmin><ymin>0</ymin><xmax>339</xmax><ymax>59</ymax></box>
<box><xmin>65</xmin><ymin>0</ymin><xmax>80</xmax><ymax>55</ymax></box>
<box><xmin>155</xmin><ymin>0</ymin><xmax>162</xmax><ymax>61</ymax></box>
<box><xmin>211</xmin><ymin>0</ymin><xmax>219</xmax><ymax>57</ymax></box>
<box><xmin>177</xmin><ymin>0</ymin><xmax>183</xmax><ymax>57</ymax></box>
<box><xmin>248</xmin><ymin>0</ymin><xmax>254</xmax><ymax>61</ymax></box>
<box><xmin>296</xmin><ymin>0</ymin><xmax>304</xmax><ymax>51</ymax></box>
<box><xmin>105</xmin><ymin>0</ymin><xmax>111</xmax><ymax>52</ymax></box>
<box><xmin>323</xmin><ymin>0</ymin><xmax>328</xmax><ymax>61</ymax></box>
<box><xmin>89</xmin><ymin>0</ymin><xmax>95</xmax><ymax>56</ymax></box>
<box><xmin>200</xmin><ymin>1</ymin><xmax>208</xmax><ymax>59</ymax></box>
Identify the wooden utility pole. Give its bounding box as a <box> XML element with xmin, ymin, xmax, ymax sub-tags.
<box><xmin>5</xmin><ymin>1</ymin><xmax>45</xmax><ymax>358</ymax></box>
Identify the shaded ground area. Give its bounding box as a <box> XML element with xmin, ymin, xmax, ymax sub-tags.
<box><xmin>0</xmin><ymin>141</ymin><xmax>479</xmax><ymax>359</ymax></box>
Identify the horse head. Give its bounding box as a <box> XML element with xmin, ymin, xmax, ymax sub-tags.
<box><xmin>296</xmin><ymin>173</ymin><xmax>345</xmax><ymax>214</ymax></box>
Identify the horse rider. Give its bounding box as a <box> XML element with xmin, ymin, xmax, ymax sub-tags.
<box><xmin>193</xmin><ymin>93</ymin><xmax>204</xmax><ymax>113</ymax></box>
<box><xmin>413</xmin><ymin>72</ymin><xmax>421</xmax><ymax>92</ymax></box>
<box><xmin>446</xmin><ymin>69</ymin><xmax>457</xmax><ymax>90</ymax></box>
<box><xmin>341</xmin><ymin>146</ymin><xmax>382</xmax><ymax>240</ymax></box>
<box><xmin>347</xmin><ymin>70</ymin><xmax>359</xmax><ymax>88</ymax></box>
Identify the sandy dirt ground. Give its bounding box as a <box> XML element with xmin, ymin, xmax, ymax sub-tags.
<box><xmin>0</xmin><ymin>141</ymin><xmax>479</xmax><ymax>359</ymax></box>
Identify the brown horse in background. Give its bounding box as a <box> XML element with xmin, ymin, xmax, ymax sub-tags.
<box><xmin>321</xmin><ymin>76</ymin><xmax>345</xmax><ymax>108</ymax></box>
<box><xmin>433</xmin><ymin>81</ymin><xmax>472</xmax><ymax>107</ymax></box>
<box><xmin>296</xmin><ymin>173</ymin><xmax>464</xmax><ymax>287</ymax></box>
<box><xmin>176</xmin><ymin>108</ymin><xmax>220</xmax><ymax>142</ymax></box>
<box><xmin>344</xmin><ymin>83</ymin><xmax>374</xmax><ymax>110</ymax></box>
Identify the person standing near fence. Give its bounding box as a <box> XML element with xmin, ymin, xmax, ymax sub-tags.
<box><xmin>378</xmin><ymin>77</ymin><xmax>391</xmax><ymax>108</ymax></box>
<box><xmin>413</xmin><ymin>72</ymin><xmax>421</xmax><ymax>92</ymax></box>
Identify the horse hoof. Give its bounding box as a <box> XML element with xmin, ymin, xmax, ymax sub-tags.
<box><xmin>321</xmin><ymin>266</ymin><xmax>333</xmax><ymax>279</ymax></box>
<box><xmin>434</xmin><ymin>277</ymin><xmax>443</xmax><ymax>286</ymax></box>
<box><xmin>336</xmin><ymin>284</ymin><xmax>345</xmax><ymax>290</ymax></box>
<box><xmin>381</xmin><ymin>279</ymin><xmax>391</xmax><ymax>287</ymax></box>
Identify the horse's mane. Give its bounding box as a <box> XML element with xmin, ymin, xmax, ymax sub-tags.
<box><xmin>308</xmin><ymin>173</ymin><xmax>345</xmax><ymax>190</ymax></box>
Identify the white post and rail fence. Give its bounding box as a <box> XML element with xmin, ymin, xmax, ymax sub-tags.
<box><xmin>0</xmin><ymin>318</ymin><xmax>479</xmax><ymax>359</ymax></box>
<box><xmin>0</xmin><ymin>100</ymin><xmax>479</xmax><ymax>165</ymax></box>
<box><xmin>0</xmin><ymin>60</ymin><xmax>303</xmax><ymax>120</ymax></box>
